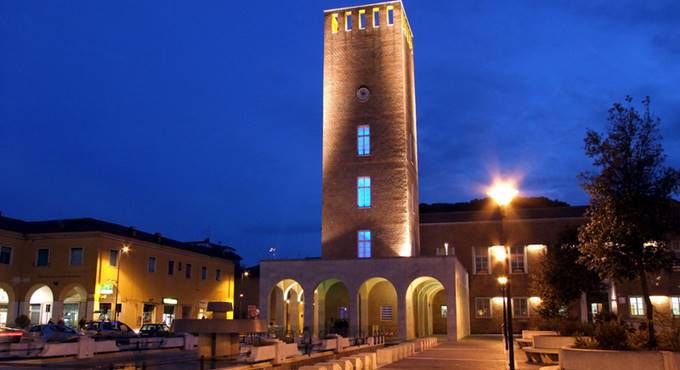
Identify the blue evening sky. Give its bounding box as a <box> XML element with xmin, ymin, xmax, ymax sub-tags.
<box><xmin>1</xmin><ymin>1</ymin><xmax>678</xmax><ymax>265</ymax></box>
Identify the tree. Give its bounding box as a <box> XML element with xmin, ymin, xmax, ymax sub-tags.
<box><xmin>578</xmin><ymin>96</ymin><xmax>680</xmax><ymax>348</ymax></box>
<box><xmin>533</xmin><ymin>227</ymin><xmax>601</xmax><ymax>319</ymax></box>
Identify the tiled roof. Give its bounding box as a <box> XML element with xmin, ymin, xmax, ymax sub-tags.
<box><xmin>0</xmin><ymin>216</ymin><xmax>241</xmax><ymax>262</ymax></box>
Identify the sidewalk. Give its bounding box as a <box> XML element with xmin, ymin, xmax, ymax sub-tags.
<box><xmin>381</xmin><ymin>336</ymin><xmax>542</xmax><ymax>370</ymax></box>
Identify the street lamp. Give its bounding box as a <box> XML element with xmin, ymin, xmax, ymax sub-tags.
<box><xmin>237</xmin><ymin>270</ymin><xmax>250</xmax><ymax>319</ymax></box>
<box><xmin>488</xmin><ymin>180</ymin><xmax>518</xmax><ymax>370</ymax></box>
<box><xmin>239</xmin><ymin>293</ymin><xmax>245</xmax><ymax>319</ymax></box>
<box><xmin>497</xmin><ymin>276</ymin><xmax>509</xmax><ymax>352</ymax></box>
<box><xmin>114</xmin><ymin>244</ymin><xmax>131</xmax><ymax>321</ymax></box>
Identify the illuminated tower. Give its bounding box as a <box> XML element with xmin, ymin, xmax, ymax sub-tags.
<box><xmin>322</xmin><ymin>1</ymin><xmax>419</xmax><ymax>259</ymax></box>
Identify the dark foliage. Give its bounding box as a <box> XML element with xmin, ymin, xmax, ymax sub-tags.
<box><xmin>578</xmin><ymin>96</ymin><xmax>680</xmax><ymax>348</ymax></box>
<box><xmin>420</xmin><ymin>196</ymin><xmax>570</xmax><ymax>213</ymax></box>
<box><xmin>532</xmin><ymin>227</ymin><xmax>601</xmax><ymax>319</ymax></box>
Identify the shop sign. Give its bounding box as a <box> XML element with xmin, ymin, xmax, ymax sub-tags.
<box><xmin>100</xmin><ymin>284</ymin><xmax>113</xmax><ymax>295</ymax></box>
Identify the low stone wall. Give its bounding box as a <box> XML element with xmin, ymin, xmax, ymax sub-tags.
<box><xmin>304</xmin><ymin>336</ymin><xmax>438</xmax><ymax>370</ymax></box>
<box><xmin>560</xmin><ymin>347</ymin><xmax>671</xmax><ymax>370</ymax></box>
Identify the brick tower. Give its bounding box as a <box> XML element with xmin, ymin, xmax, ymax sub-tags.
<box><xmin>322</xmin><ymin>1</ymin><xmax>419</xmax><ymax>259</ymax></box>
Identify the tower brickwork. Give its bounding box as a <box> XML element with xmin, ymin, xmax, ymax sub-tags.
<box><xmin>322</xmin><ymin>1</ymin><xmax>419</xmax><ymax>259</ymax></box>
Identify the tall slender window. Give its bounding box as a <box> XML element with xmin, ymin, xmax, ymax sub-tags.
<box><xmin>331</xmin><ymin>13</ymin><xmax>339</xmax><ymax>33</ymax></box>
<box><xmin>357</xmin><ymin>176</ymin><xmax>371</xmax><ymax>208</ymax></box>
<box><xmin>359</xmin><ymin>9</ymin><xmax>366</xmax><ymax>29</ymax></box>
<box><xmin>358</xmin><ymin>230</ymin><xmax>371</xmax><ymax>258</ymax></box>
<box><xmin>357</xmin><ymin>125</ymin><xmax>370</xmax><ymax>155</ymax></box>
<box><xmin>387</xmin><ymin>6</ymin><xmax>394</xmax><ymax>25</ymax></box>
<box><xmin>345</xmin><ymin>11</ymin><xmax>352</xmax><ymax>31</ymax></box>
<box><xmin>373</xmin><ymin>8</ymin><xmax>380</xmax><ymax>27</ymax></box>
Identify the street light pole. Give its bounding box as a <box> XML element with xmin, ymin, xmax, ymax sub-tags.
<box><xmin>114</xmin><ymin>245</ymin><xmax>130</xmax><ymax>321</ymax></box>
<box><xmin>488</xmin><ymin>181</ymin><xmax>518</xmax><ymax>370</ymax></box>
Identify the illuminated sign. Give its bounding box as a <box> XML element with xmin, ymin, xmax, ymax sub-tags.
<box><xmin>100</xmin><ymin>284</ymin><xmax>113</xmax><ymax>295</ymax></box>
<box><xmin>163</xmin><ymin>297</ymin><xmax>178</xmax><ymax>305</ymax></box>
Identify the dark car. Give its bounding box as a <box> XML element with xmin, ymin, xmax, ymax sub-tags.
<box><xmin>27</xmin><ymin>324</ymin><xmax>81</xmax><ymax>342</ymax></box>
<box><xmin>0</xmin><ymin>326</ymin><xmax>24</xmax><ymax>344</ymax></box>
<box><xmin>83</xmin><ymin>321</ymin><xmax>137</xmax><ymax>338</ymax></box>
<box><xmin>139</xmin><ymin>323</ymin><xmax>172</xmax><ymax>337</ymax></box>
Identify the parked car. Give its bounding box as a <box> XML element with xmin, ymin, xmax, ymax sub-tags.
<box><xmin>0</xmin><ymin>326</ymin><xmax>24</xmax><ymax>344</ymax></box>
<box><xmin>83</xmin><ymin>321</ymin><xmax>137</xmax><ymax>338</ymax></box>
<box><xmin>27</xmin><ymin>324</ymin><xmax>81</xmax><ymax>342</ymax></box>
<box><xmin>139</xmin><ymin>323</ymin><xmax>172</xmax><ymax>337</ymax></box>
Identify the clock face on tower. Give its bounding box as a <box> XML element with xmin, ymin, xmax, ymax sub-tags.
<box><xmin>356</xmin><ymin>86</ymin><xmax>370</xmax><ymax>102</ymax></box>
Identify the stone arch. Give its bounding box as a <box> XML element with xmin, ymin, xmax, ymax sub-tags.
<box><xmin>313</xmin><ymin>278</ymin><xmax>350</xmax><ymax>337</ymax></box>
<box><xmin>357</xmin><ymin>277</ymin><xmax>398</xmax><ymax>338</ymax></box>
<box><xmin>26</xmin><ymin>284</ymin><xmax>54</xmax><ymax>325</ymax></box>
<box><xmin>268</xmin><ymin>279</ymin><xmax>304</xmax><ymax>337</ymax></box>
<box><xmin>58</xmin><ymin>284</ymin><xmax>88</xmax><ymax>327</ymax></box>
<box><xmin>405</xmin><ymin>276</ymin><xmax>446</xmax><ymax>339</ymax></box>
<box><xmin>0</xmin><ymin>283</ymin><xmax>16</xmax><ymax>326</ymax></box>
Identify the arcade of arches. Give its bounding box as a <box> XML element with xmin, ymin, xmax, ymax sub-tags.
<box><xmin>266</xmin><ymin>274</ymin><xmax>462</xmax><ymax>340</ymax></box>
<box><xmin>260</xmin><ymin>256</ymin><xmax>469</xmax><ymax>341</ymax></box>
<box><xmin>0</xmin><ymin>284</ymin><xmax>90</xmax><ymax>327</ymax></box>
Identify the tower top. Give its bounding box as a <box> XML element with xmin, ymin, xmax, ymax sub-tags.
<box><xmin>323</xmin><ymin>1</ymin><xmax>414</xmax><ymax>42</ymax></box>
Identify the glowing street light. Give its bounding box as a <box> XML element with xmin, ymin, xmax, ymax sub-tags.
<box><xmin>488</xmin><ymin>179</ymin><xmax>519</xmax><ymax>370</ymax></box>
<box><xmin>487</xmin><ymin>181</ymin><xmax>518</xmax><ymax>207</ymax></box>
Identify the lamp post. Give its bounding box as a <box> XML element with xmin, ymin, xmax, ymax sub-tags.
<box><xmin>114</xmin><ymin>244</ymin><xmax>130</xmax><ymax>321</ymax></box>
<box><xmin>498</xmin><ymin>276</ymin><xmax>509</xmax><ymax>351</ymax></box>
<box><xmin>239</xmin><ymin>293</ymin><xmax>245</xmax><ymax>319</ymax></box>
<box><xmin>488</xmin><ymin>181</ymin><xmax>518</xmax><ymax>370</ymax></box>
<box><xmin>238</xmin><ymin>270</ymin><xmax>249</xmax><ymax>319</ymax></box>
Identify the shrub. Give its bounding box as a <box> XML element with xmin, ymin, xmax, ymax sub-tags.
<box><xmin>538</xmin><ymin>317</ymin><xmax>594</xmax><ymax>336</ymax></box>
<box><xmin>658</xmin><ymin>327</ymin><xmax>680</xmax><ymax>351</ymax></box>
<box><xmin>14</xmin><ymin>314</ymin><xmax>30</xmax><ymax>329</ymax></box>
<box><xmin>592</xmin><ymin>319</ymin><xmax>629</xmax><ymax>350</ymax></box>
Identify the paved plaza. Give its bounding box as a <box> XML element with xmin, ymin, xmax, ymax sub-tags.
<box><xmin>382</xmin><ymin>336</ymin><xmax>542</xmax><ymax>370</ymax></box>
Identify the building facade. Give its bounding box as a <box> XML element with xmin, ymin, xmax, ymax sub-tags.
<box><xmin>0</xmin><ymin>216</ymin><xmax>239</xmax><ymax>329</ymax></box>
<box><xmin>258</xmin><ymin>0</ymin><xmax>680</xmax><ymax>339</ymax></box>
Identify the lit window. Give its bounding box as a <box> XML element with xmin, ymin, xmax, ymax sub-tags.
<box><xmin>109</xmin><ymin>249</ymin><xmax>118</xmax><ymax>267</ymax></box>
<box><xmin>358</xmin><ymin>230</ymin><xmax>371</xmax><ymax>258</ymax></box>
<box><xmin>440</xmin><ymin>305</ymin><xmax>448</xmax><ymax>318</ymax></box>
<box><xmin>358</xmin><ymin>125</ymin><xmax>370</xmax><ymax>155</ymax></box>
<box><xmin>359</xmin><ymin>9</ymin><xmax>366</xmax><ymax>29</ymax></box>
<box><xmin>185</xmin><ymin>263</ymin><xmax>192</xmax><ymax>279</ymax></box>
<box><xmin>510</xmin><ymin>246</ymin><xmax>526</xmax><ymax>273</ymax></box>
<box><xmin>357</xmin><ymin>176</ymin><xmax>371</xmax><ymax>208</ymax></box>
<box><xmin>672</xmin><ymin>297</ymin><xmax>680</xmax><ymax>316</ymax></box>
<box><xmin>69</xmin><ymin>247</ymin><xmax>83</xmax><ymax>266</ymax></box>
<box><xmin>345</xmin><ymin>11</ymin><xmax>352</xmax><ymax>31</ymax></box>
<box><xmin>591</xmin><ymin>303</ymin><xmax>603</xmax><ymax>317</ymax></box>
<box><xmin>512</xmin><ymin>298</ymin><xmax>529</xmax><ymax>318</ymax></box>
<box><xmin>168</xmin><ymin>260</ymin><xmax>175</xmax><ymax>275</ymax></box>
<box><xmin>475</xmin><ymin>298</ymin><xmax>492</xmax><ymax>318</ymax></box>
<box><xmin>380</xmin><ymin>305</ymin><xmax>393</xmax><ymax>321</ymax></box>
<box><xmin>201</xmin><ymin>266</ymin><xmax>207</xmax><ymax>280</ymax></box>
<box><xmin>387</xmin><ymin>5</ymin><xmax>394</xmax><ymax>25</ymax></box>
<box><xmin>373</xmin><ymin>8</ymin><xmax>380</xmax><ymax>27</ymax></box>
<box><xmin>474</xmin><ymin>247</ymin><xmax>489</xmax><ymax>274</ymax></box>
<box><xmin>0</xmin><ymin>246</ymin><xmax>11</xmax><ymax>265</ymax></box>
<box><xmin>331</xmin><ymin>13</ymin><xmax>339</xmax><ymax>33</ymax></box>
<box><xmin>630</xmin><ymin>296</ymin><xmax>645</xmax><ymax>316</ymax></box>
<box><xmin>148</xmin><ymin>257</ymin><xmax>156</xmax><ymax>273</ymax></box>
<box><xmin>216</xmin><ymin>269</ymin><xmax>222</xmax><ymax>281</ymax></box>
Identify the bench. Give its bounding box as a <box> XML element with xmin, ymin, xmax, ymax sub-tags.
<box><xmin>516</xmin><ymin>330</ymin><xmax>559</xmax><ymax>349</ymax></box>
<box><xmin>523</xmin><ymin>336</ymin><xmax>576</xmax><ymax>364</ymax></box>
